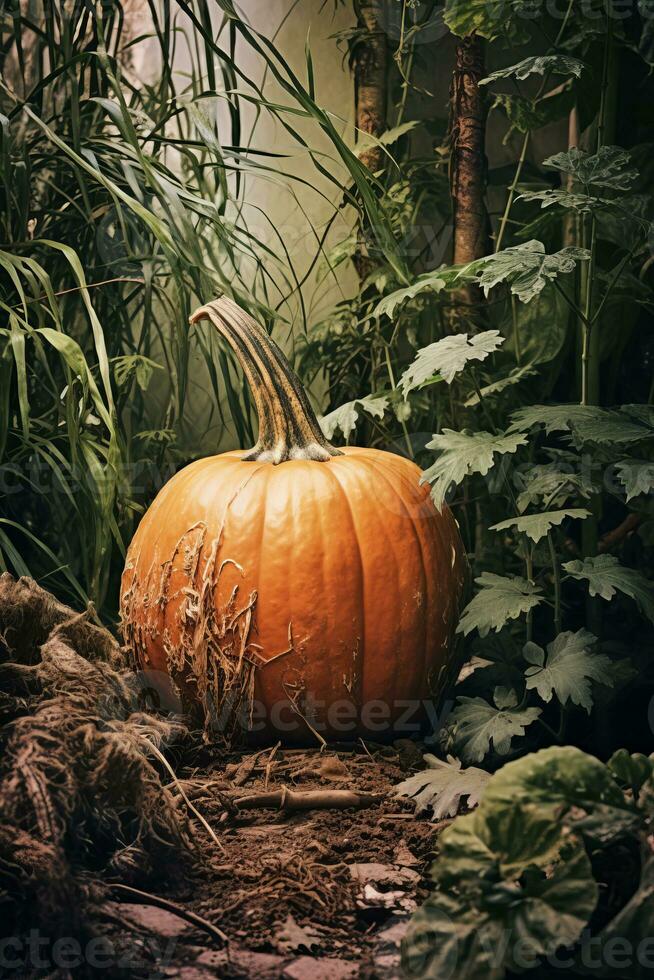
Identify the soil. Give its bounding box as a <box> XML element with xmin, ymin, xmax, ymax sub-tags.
<box><xmin>100</xmin><ymin>740</ymin><xmax>442</xmax><ymax>980</ymax></box>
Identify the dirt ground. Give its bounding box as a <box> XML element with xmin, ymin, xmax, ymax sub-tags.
<box><xmin>100</xmin><ymin>740</ymin><xmax>440</xmax><ymax>980</ymax></box>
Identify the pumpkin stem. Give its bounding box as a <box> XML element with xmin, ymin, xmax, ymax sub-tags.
<box><xmin>190</xmin><ymin>296</ymin><xmax>343</xmax><ymax>464</ymax></box>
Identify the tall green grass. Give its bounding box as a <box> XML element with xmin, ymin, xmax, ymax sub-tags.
<box><xmin>0</xmin><ymin>1</ymin><xmax>403</xmax><ymax>615</ymax></box>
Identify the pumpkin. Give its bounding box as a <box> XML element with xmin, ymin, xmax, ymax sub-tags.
<box><xmin>120</xmin><ymin>296</ymin><xmax>467</xmax><ymax>742</ymax></box>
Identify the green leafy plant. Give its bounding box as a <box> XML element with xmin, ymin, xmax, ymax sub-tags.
<box><xmin>402</xmin><ymin>746</ymin><xmax>654</xmax><ymax>979</ymax></box>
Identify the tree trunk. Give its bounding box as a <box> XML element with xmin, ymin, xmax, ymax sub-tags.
<box><xmin>446</xmin><ymin>35</ymin><xmax>488</xmax><ymax>331</ymax></box>
<box><xmin>353</xmin><ymin>0</ymin><xmax>388</xmax><ymax>173</ymax></box>
<box><xmin>352</xmin><ymin>0</ymin><xmax>388</xmax><ymax>280</ymax></box>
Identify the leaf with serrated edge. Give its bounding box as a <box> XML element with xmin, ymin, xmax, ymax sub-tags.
<box><xmin>490</xmin><ymin>509</ymin><xmax>590</xmax><ymax>543</ymax></box>
<box><xmin>509</xmin><ymin>404</ymin><xmax>653</xmax><ymax>445</ymax></box>
<box><xmin>421</xmin><ymin>429</ymin><xmax>527</xmax><ymax>511</ymax></box>
<box><xmin>563</xmin><ymin>555</ymin><xmax>654</xmax><ymax>624</ymax></box>
<box><xmin>480</xmin><ymin>54</ymin><xmax>585</xmax><ymax>85</ymax></box>
<box><xmin>615</xmin><ymin>460</ymin><xmax>654</xmax><ymax>502</ymax></box>
<box><xmin>516</xmin><ymin>464</ymin><xmax>593</xmax><ymax>513</ymax></box>
<box><xmin>544</xmin><ymin>145</ymin><xmax>638</xmax><ymax>191</ymax></box>
<box><xmin>401</xmin><ymin>331</ymin><xmax>504</xmax><ymax>393</ymax></box>
<box><xmin>373</xmin><ymin>271</ymin><xmax>447</xmax><ymax>320</ymax></box>
<box><xmin>524</xmin><ymin>629</ymin><xmax>613</xmax><ymax>713</ymax></box>
<box><xmin>518</xmin><ymin>189</ymin><xmax>606</xmax><ymax>212</ymax></box>
<box><xmin>448</xmin><ymin>696</ymin><xmax>541</xmax><ymax>762</ymax></box>
<box><xmin>457</xmin><ymin>572</ymin><xmax>543</xmax><ymax>638</ymax></box>
<box><xmin>468</xmin><ymin>241</ymin><xmax>590</xmax><ymax>304</ymax></box>
<box><xmin>319</xmin><ymin>393</ymin><xmax>389</xmax><ymax>440</ymax></box>
<box><xmin>395</xmin><ymin>754</ymin><xmax>491</xmax><ymax>819</ymax></box>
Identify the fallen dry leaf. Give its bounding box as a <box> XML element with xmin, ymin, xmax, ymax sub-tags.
<box><xmin>275</xmin><ymin>914</ymin><xmax>323</xmax><ymax>954</ymax></box>
<box><xmin>348</xmin><ymin>862</ymin><xmax>420</xmax><ymax>889</ymax></box>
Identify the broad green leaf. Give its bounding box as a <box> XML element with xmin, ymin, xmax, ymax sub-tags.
<box><xmin>373</xmin><ymin>271</ymin><xmax>448</xmax><ymax>320</ymax></box>
<box><xmin>543</xmin><ymin>146</ymin><xmax>638</xmax><ymax>192</ymax></box>
<box><xmin>510</xmin><ymin>404</ymin><xmax>654</xmax><ymax>445</ymax></box>
<box><xmin>480</xmin><ymin>55</ymin><xmax>585</xmax><ymax>85</ymax></box>
<box><xmin>482</xmin><ymin>746</ymin><xmax>639</xmax><ymax>846</ymax></box>
<box><xmin>401</xmin><ymin>331</ymin><xmax>504</xmax><ymax>393</ymax></box>
<box><xmin>447</xmin><ymin>694</ymin><xmax>541</xmax><ymax>762</ymax></box>
<box><xmin>516</xmin><ymin>464</ymin><xmax>593</xmax><ymax>512</ymax></box>
<box><xmin>518</xmin><ymin>188</ymin><xmax>606</xmax><ymax>212</ymax></box>
<box><xmin>615</xmin><ymin>459</ymin><xmax>654</xmax><ymax>502</ymax></box>
<box><xmin>490</xmin><ymin>508</ymin><xmax>590</xmax><ymax>544</ymax></box>
<box><xmin>607</xmin><ymin>749</ymin><xmax>654</xmax><ymax>799</ymax></box>
<box><xmin>484</xmin><ymin>746</ymin><xmax>629</xmax><ymax>813</ymax></box>
<box><xmin>443</xmin><ymin>0</ymin><xmax>533</xmax><ymax>42</ymax></box>
<box><xmin>457</xmin><ymin>572</ymin><xmax>543</xmax><ymax>638</ymax></box>
<box><xmin>563</xmin><ymin>555</ymin><xmax>654</xmax><ymax>624</ymax></box>
<box><xmin>421</xmin><ymin>429</ymin><xmax>527</xmax><ymax>510</ymax></box>
<box><xmin>319</xmin><ymin>393</ymin><xmax>390</xmax><ymax>440</ymax></box>
<box><xmin>523</xmin><ymin>629</ymin><xmax>613</xmax><ymax>713</ymax></box>
<box><xmin>395</xmin><ymin>754</ymin><xmax>491</xmax><ymax>819</ymax></box>
<box><xmin>468</xmin><ymin>241</ymin><xmax>590</xmax><ymax>304</ymax></box>
<box><xmin>403</xmin><ymin>809</ymin><xmax>595</xmax><ymax>980</ymax></box>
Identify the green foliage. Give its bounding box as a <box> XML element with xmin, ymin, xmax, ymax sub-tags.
<box><xmin>614</xmin><ymin>460</ymin><xmax>654</xmax><ymax>501</ymax></box>
<box><xmin>319</xmin><ymin>393</ymin><xmax>390</xmax><ymax>440</ymax></box>
<box><xmin>509</xmin><ymin>404</ymin><xmax>654</xmax><ymax>445</ymax></box>
<box><xmin>523</xmin><ymin>630</ymin><xmax>613</xmax><ymax>713</ymax></box>
<box><xmin>372</xmin><ymin>271</ymin><xmax>448</xmax><ymax>319</ymax></box>
<box><xmin>421</xmin><ymin>430</ymin><xmax>527</xmax><ymax>510</ymax></box>
<box><xmin>457</xmin><ymin>573</ymin><xmax>543</xmax><ymax>638</ymax></box>
<box><xmin>403</xmin><ymin>747</ymin><xmax>654</xmax><ymax>979</ymax></box>
<box><xmin>468</xmin><ymin>241</ymin><xmax>590</xmax><ymax>303</ymax></box>
<box><xmin>563</xmin><ymin>555</ymin><xmax>654</xmax><ymax>624</ymax></box>
<box><xmin>490</xmin><ymin>509</ymin><xmax>590</xmax><ymax>544</ymax></box>
<box><xmin>443</xmin><ymin>0</ymin><xmax>533</xmax><ymax>42</ymax></box>
<box><xmin>400</xmin><ymin>331</ymin><xmax>504</xmax><ymax>392</ymax></box>
<box><xmin>394</xmin><ymin>754</ymin><xmax>491</xmax><ymax>819</ymax></box>
<box><xmin>480</xmin><ymin>55</ymin><xmax>586</xmax><ymax>85</ymax></box>
<box><xmin>445</xmin><ymin>690</ymin><xmax>542</xmax><ymax>762</ymax></box>
<box><xmin>544</xmin><ymin>146</ymin><xmax>639</xmax><ymax>192</ymax></box>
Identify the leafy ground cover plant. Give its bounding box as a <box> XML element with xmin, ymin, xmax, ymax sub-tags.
<box><xmin>402</xmin><ymin>745</ymin><xmax>654</xmax><ymax>979</ymax></box>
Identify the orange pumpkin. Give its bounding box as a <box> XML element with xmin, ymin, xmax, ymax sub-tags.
<box><xmin>121</xmin><ymin>296</ymin><xmax>467</xmax><ymax>742</ymax></box>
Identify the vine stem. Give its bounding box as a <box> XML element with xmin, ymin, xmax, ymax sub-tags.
<box><xmin>547</xmin><ymin>530</ymin><xmax>562</xmax><ymax>636</ymax></box>
<box><xmin>384</xmin><ymin>343</ymin><xmax>414</xmax><ymax>458</ymax></box>
<box><xmin>493</xmin><ymin>0</ymin><xmax>574</xmax><ymax>255</ymax></box>
<box><xmin>495</xmin><ymin>131</ymin><xmax>530</xmax><ymax>254</ymax></box>
<box><xmin>581</xmin><ymin>2</ymin><xmax>615</xmax><ymax>641</ymax></box>
<box><xmin>525</xmin><ymin>545</ymin><xmax>535</xmax><ymax>643</ymax></box>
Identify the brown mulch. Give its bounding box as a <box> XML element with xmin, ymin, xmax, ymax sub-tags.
<box><xmin>0</xmin><ymin>574</ymin><xmax>443</xmax><ymax>979</ymax></box>
<box><xmin>98</xmin><ymin>741</ymin><xmax>442</xmax><ymax>979</ymax></box>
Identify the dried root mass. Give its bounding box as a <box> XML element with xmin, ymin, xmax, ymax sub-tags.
<box><xmin>0</xmin><ymin>574</ymin><xmax>191</xmax><ymax>944</ymax></box>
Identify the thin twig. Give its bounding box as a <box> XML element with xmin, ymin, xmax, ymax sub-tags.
<box><xmin>110</xmin><ymin>884</ymin><xmax>228</xmax><ymax>947</ymax></box>
<box><xmin>145</xmin><ymin>740</ymin><xmax>225</xmax><ymax>853</ymax></box>
<box><xmin>10</xmin><ymin>277</ymin><xmax>145</xmax><ymax>310</ymax></box>
<box><xmin>233</xmin><ymin>787</ymin><xmax>382</xmax><ymax>812</ymax></box>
